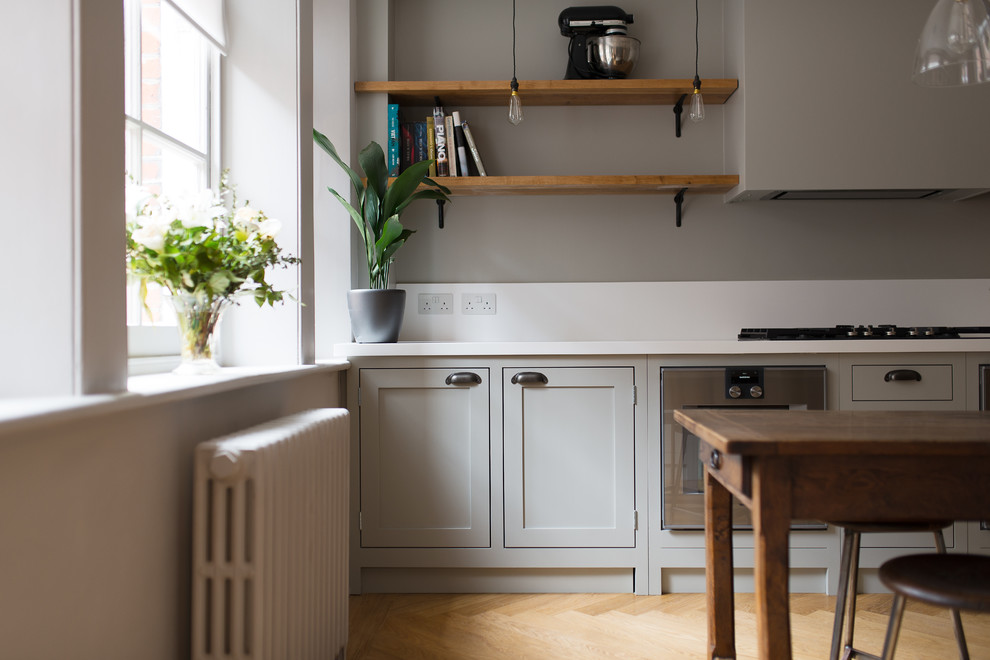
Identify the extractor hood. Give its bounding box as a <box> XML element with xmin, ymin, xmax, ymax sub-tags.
<box><xmin>723</xmin><ymin>0</ymin><xmax>990</xmax><ymax>203</ymax></box>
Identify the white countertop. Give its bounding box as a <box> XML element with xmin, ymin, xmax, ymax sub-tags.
<box><xmin>334</xmin><ymin>338</ymin><xmax>990</xmax><ymax>357</ymax></box>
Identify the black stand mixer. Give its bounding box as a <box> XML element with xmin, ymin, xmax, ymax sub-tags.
<box><xmin>559</xmin><ymin>6</ymin><xmax>640</xmax><ymax>79</ymax></box>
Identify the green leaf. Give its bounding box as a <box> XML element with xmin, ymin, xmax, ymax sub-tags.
<box><xmin>393</xmin><ymin>189</ymin><xmax>451</xmax><ymax>216</ymax></box>
<box><xmin>382</xmin><ymin>159</ymin><xmax>433</xmax><ymax>220</ymax></box>
<box><xmin>358</xmin><ymin>141</ymin><xmax>388</xmax><ymax>204</ymax></box>
<box><xmin>313</xmin><ymin>129</ymin><xmax>365</xmax><ymax>200</ymax></box>
<box><xmin>327</xmin><ymin>187</ymin><xmax>369</xmax><ymax>246</ymax></box>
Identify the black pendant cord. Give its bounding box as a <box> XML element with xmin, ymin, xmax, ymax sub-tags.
<box><xmin>511</xmin><ymin>0</ymin><xmax>518</xmax><ymax>91</ymax></box>
<box><xmin>674</xmin><ymin>0</ymin><xmax>701</xmax><ymax>138</ymax></box>
<box><xmin>694</xmin><ymin>0</ymin><xmax>700</xmax><ymax>85</ymax></box>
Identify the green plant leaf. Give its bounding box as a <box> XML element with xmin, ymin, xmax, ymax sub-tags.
<box><xmin>327</xmin><ymin>186</ymin><xmax>368</xmax><ymax>246</ymax></box>
<box><xmin>313</xmin><ymin>129</ymin><xmax>365</xmax><ymax>200</ymax></box>
<box><xmin>382</xmin><ymin>159</ymin><xmax>434</xmax><ymax>220</ymax></box>
<box><xmin>393</xmin><ymin>189</ymin><xmax>451</xmax><ymax>216</ymax></box>
<box><xmin>358</xmin><ymin>141</ymin><xmax>388</xmax><ymax>206</ymax></box>
<box><xmin>422</xmin><ymin>176</ymin><xmax>451</xmax><ymax>195</ymax></box>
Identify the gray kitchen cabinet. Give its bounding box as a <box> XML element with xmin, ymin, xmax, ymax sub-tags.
<box><xmin>358</xmin><ymin>367</ymin><xmax>490</xmax><ymax>548</ymax></box>
<box><xmin>503</xmin><ymin>366</ymin><xmax>636</xmax><ymax>549</ymax></box>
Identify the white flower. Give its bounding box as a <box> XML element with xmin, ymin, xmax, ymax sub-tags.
<box><xmin>131</xmin><ymin>222</ymin><xmax>167</xmax><ymax>252</ymax></box>
<box><xmin>234</xmin><ymin>206</ymin><xmax>263</xmax><ymax>233</ymax></box>
<box><xmin>256</xmin><ymin>218</ymin><xmax>282</xmax><ymax>238</ymax></box>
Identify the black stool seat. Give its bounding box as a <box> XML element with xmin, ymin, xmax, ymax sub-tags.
<box><xmin>880</xmin><ymin>553</ymin><xmax>990</xmax><ymax>612</ymax></box>
<box><xmin>878</xmin><ymin>553</ymin><xmax>990</xmax><ymax>660</ymax></box>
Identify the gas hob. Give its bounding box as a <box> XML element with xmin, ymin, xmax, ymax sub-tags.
<box><xmin>739</xmin><ymin>325</ymin><xmax>990</xmax><ymax>340</ymax></box>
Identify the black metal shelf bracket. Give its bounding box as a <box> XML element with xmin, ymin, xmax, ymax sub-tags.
<box><xmin>673</xmin><ymin>93</ymin><xmax>688</xmax><ymax>138</ymax></box>
<box><xmin>437</xmin><ymin>199</ymin><xmax>445</xmax><ymax>228</ymax></box>
<box><xmin>674</xmin><ymin>188</ymin><xmax>687</xmax><ymax>227</ymax></box>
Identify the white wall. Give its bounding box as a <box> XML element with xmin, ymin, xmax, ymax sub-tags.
<box><xmin>351</xmin><ymin>0</ymin><xmax>990</xmax><ymax>287</ymax></box>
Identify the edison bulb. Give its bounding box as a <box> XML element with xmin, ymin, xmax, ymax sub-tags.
<box><xmin>689</xmin><ymin>90</ymin><xmax>705</xmax><ymax>122</ymax></box>
<box><xmin>508</xmin><ymin>91</ymin><xmax>524</xmax><ymax>125</ymax></box>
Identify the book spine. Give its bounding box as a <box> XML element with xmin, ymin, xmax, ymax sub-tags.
<box><xmin>399</xmin><ymin>122</ymin><xmax>414</xmax><ymax>172</ymax></box>
<box><xmin>445</xmin><ymin>115</ymin><xmax>457</xmax><ymax>176</ymax></box>
<box><xmin>387</xmin><ymin>103</ymin><xmax>400</xmax><ymax>177</ymax></box>
<box><xmin>460</xmin><ymin>120</ymin><xmax>487</xmax><ymax>176</ymax></box>
<box><xmin>431</xmin><ymin>97</ymin><xmax>449</xmax><ymax>176</ymax></box>
<box><xmin>452</xmin><ymin>111</ymin><xmax>471</xmax><ymax>178</ymax></box>
<box><xmin>413</xmin><ymin>121</ymin><xmax>428</xmax><ymax>165</ymax></box>
<box><xmin>425</xmin><ymin>116</ymin><xmax>437</xmax><ymax>177</ymax></box>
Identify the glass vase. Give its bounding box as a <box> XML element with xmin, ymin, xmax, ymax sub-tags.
<box><xmin>169</xmin><ymin>291</ymin><xmax>230</xmax><ymax>375</ymax></box>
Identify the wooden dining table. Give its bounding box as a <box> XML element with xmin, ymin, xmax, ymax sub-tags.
<box><xmin>672</xmin><ymin>408</ymin><xmax>990</xmax><ymax>660</ymax></box>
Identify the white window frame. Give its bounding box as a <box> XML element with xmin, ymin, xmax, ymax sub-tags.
<box><xmin>124</xmin><ymin>0</ymin><xmax>223</xmax><ymax>365</ymax></box>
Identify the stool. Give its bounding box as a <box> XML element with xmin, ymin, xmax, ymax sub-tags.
<box><xmin>828</xmin><ymin>522</ymin><xmax>957</xmax><ymax>660</ymax></box>
<box><xmin>879</xmin><ymin>553</ymin><xmax>990</xmax><ymax>660</ymax></box>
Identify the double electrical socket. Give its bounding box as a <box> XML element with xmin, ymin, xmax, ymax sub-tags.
<box><xmin>418</xmin><ymin>292</ymin><xmax>497</xmax><ymax>315</ymax></box>
<box><xmin>418</xmin><ymin>293</ymin><xmax>453</xmax><ymax>314</ymax></box>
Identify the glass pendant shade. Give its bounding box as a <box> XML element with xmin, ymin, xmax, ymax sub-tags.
<box><xmin>914</xmin><ymin>0</ymin><xmax>990</xmax><ymax>86</ymax></box>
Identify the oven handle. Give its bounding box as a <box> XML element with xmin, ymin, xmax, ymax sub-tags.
<box><xmin>884</xmin><ymin>369</ymin><xmax>922</xmax><ymax>382</ymax></box>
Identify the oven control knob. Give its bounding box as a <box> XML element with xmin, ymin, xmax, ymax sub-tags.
<box><xmin>728</xmin><ymin>385</ymin><xmax>742</xmax><ymax>398</ymax></box>
<box><xmin>749</xmin><ymin>385</ymin><xmax>763</xmax><ymax>398</ymax></box>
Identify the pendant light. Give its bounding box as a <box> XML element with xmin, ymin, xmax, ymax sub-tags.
<box><xmin>689</xmin><ymin>0</ymin><xmax>704</xmax><ymax>122</ymax></box>
<box><xmin>508</xmin><ymin>0</ymin><xmax>524</xmax><ymax>125</ymax></box>
<box><xmin>914</xmin><ymin>0</ymin><xmax>990</xmax><ymax>86</ymax></box>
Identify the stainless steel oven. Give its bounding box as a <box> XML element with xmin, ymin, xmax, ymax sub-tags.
<box><xmin>661</xmin><ymin>365</ymin><xmax>828</xmax><ymax>530</ymax></box>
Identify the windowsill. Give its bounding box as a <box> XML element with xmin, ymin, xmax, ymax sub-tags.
<box><xmin>0</xmin><ymin>361</ymin><xmax>350</xmax><ymax>438</ymax></box>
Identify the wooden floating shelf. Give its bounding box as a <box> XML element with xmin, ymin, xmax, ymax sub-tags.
<box><xmin>355</xmin><ymin>79</ymin><xmax>739</xmax><ymax>106</ymax></box>
<box><xmin>411</xmin><ymin>175</ymin><xmax>740</xmax><ymax>196</ymax></box>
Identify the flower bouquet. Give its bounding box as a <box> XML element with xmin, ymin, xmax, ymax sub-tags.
<box><xmin>125</xmin><ymin>171</ymin><xmax>299</xmax><ymax>374</ymax></box>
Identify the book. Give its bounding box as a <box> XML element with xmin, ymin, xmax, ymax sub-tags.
<box><xmin>387</xmin><ymin>103</ymin><xmax>400</xmax><ymax>177</ymax></box>
<box><xmin>413</xmin><ymin>121</ymin><xmax>428</xmax><ymax>166</ymax></box>
<box><xmin>425</xmin><ymin>116</ymin><xmax>437</xmax><ymax>177</ymax></box>
<box><xmin>460</xmin><ymin>120</ymin><xmax>487</xmax><ymax>176</ymax></box>
<box><xmin>399</xmin><ymin>122</ymin><xmax>414</xmax><ymax>172</ymax></box>
<box><xmin>444</xmin><ymin>114</ymin><xmax>457</xmax><ymax>176</ymax></box>
<box><xmin>452</xmin><ymin>111</ymin><xmax>470</xmax><ymax>178</ymax></box>
<box><xmin>431</xmin><ymin>97</ymin><xmax>449</xmax><ymax>176</ymax></box>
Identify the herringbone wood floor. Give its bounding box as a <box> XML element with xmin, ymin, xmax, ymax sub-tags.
<box><xmin>348</xmin><ymin>592</ymin><xmax>990</xmax><ymax>659</ymax></box>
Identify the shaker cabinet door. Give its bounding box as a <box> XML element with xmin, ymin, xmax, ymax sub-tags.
<box><xmin>503</xmin><ymin>366</ymin><xmax>636</xmax><ymax>548</ymax></box>
<box><xmin>359</xmin><ymin>368</ymin><xmax>490</xmax><ymax>548</ymax></box>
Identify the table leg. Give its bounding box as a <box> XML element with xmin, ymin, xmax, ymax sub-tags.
<box><xmin>705</xmin><ymin>467</ymin><xmax>735</xmax><ymax>660</ymax></box>
<box><xmin>752</xmin><ymin>458</ymin><xmax>793</xmax><ymax>660</ymax></box>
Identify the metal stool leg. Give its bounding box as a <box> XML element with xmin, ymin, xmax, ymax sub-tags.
<box><xmin>830</xmin><ymin>529</ymin><xmax>857</xmax><ymax>660</ymax></box>
<box><xmin>932</xmin><ymin>530</ymin><xmax>970</xmax><ymax>660</ymax></box>
<box><xmin>880</xmin><ymin>593</ymin><xmax>907</xmax><ymax>660</ymax></box>
<box><xmin>830</xmin><ymin>529</ymin><xmax>864</xmax><ymax>660</ymax></box>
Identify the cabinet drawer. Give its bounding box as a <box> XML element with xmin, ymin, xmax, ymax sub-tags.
<box><xmin>851</xmin><ymin>364</ymin><xmax>953</xmax><ymax>401</ymax></box>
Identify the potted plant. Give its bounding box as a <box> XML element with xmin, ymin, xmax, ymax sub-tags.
<box><xmin>125</xmin><ymin>171</ymin><xmax>300</xmax><ymax>374</ymax></box>
<box><xmin>314</xmin><ymin>128</ymin><xmax>450</xmax><ymax>343</ymax></box>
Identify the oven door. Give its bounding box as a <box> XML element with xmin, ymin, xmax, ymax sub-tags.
<box><xmin>661</xmin><ymin>366</ymin><xmax>827</xmax><ymax>530</ymax></box>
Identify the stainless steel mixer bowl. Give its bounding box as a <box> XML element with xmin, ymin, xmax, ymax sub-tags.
<box><xmin>588</xmin><ymin>34</ymin><xmax>641</xmax><ymax>78</ymax></box>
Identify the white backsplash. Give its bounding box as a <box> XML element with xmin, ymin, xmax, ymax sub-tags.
<box><xmin>397</xmin><ymin>280</ymin><xmax>990</xmax><ymax>343</ymax></box>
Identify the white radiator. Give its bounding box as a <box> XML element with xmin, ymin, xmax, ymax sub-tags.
<box><xmin>192</xmin><ymin>409</ymin><xmax>350</xmax><ymax>660</ymax></box>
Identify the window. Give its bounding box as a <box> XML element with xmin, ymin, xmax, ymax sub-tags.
<box><xmin>124</xmin><ymin>0</ymin><xmax>221</xmax><ymax>339</ymax></box>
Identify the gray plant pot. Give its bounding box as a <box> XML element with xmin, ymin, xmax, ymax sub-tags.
<box><xmin>347</xmin><ymin>288</ymin><xmax>406</xmax><ymax>343</ymax></box>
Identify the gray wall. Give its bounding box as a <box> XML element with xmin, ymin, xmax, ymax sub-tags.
<box><xmin>356</xmin><ymin>0</ymin><xmax>990</xmax><ymax>285</ymax></box>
